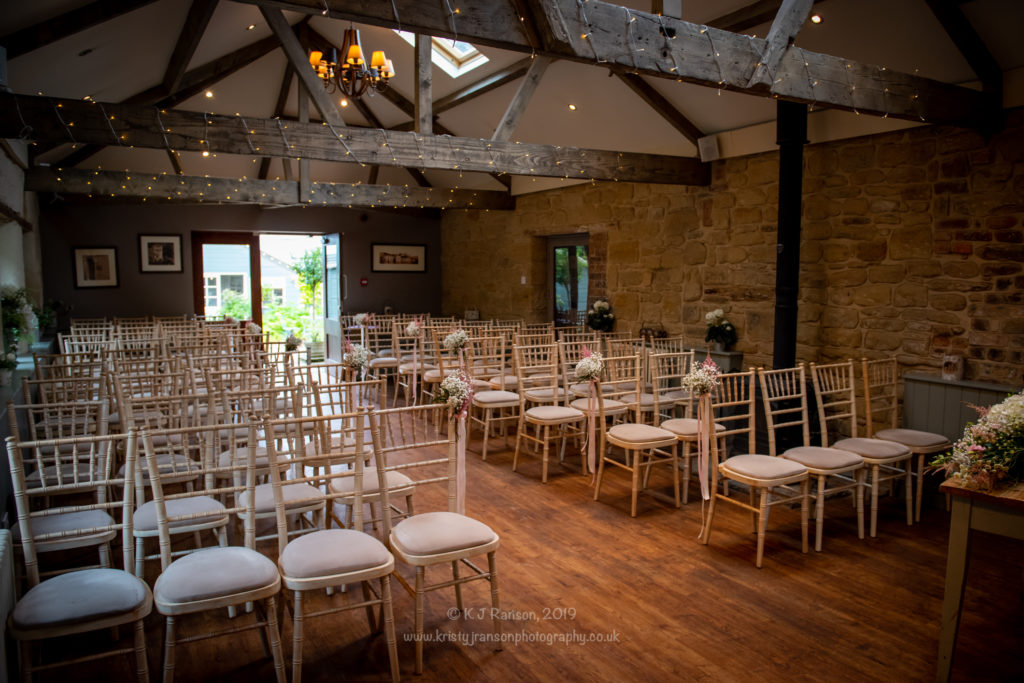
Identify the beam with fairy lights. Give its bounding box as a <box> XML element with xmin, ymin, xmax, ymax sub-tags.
<box><xmin>0</xmin><ymin>93</ymin><xmax>710</xmax><ymax>185</ymax></box>
<box><xmin>25</xmin><ymin>167</ymin><xmax>516</xmax><ymax>210</ymax></box>
<box><xmin>237</xmin><ymin>0</ymin><xmax>995</xmax><ymax>129</ymax></box>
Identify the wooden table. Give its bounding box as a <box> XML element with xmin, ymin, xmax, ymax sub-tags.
<box><xmin>936</xmin><ymin>479</ymin><xmax>1024</xmax><ymax>682</ymax></box>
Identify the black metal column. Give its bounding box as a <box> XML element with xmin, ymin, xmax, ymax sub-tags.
<box><xmin>772</xmin><ymin>99</ymin><xmax>808</xmax><ymax>369</ymax></box>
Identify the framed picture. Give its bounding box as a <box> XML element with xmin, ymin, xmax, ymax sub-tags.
<box><xmin>73</xmin><ymin>247</ymin><xmax>119</xmax><ymax>288</ymax></box>
<box><xmin>139</xmin><ymin>234</ymin><xmax>183</xmax><ymax>273</ymax></box>
<box><xmin>371</xmin><ymin>243</ymin><xmax>427</xmax><ymax>273</ymax></box>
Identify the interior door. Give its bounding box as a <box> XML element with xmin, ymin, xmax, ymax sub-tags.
<box><xmin>191</xmin><ymin>231</ymin><xmax>262</xmax><ymax>326</ymax></box>
<box><xmin>322</xmin><ymin>233</ymin><xmax>344</xmax><ymax>361</ymax></box>
<box><xmin>547</xmin><ymin>234</ymin><xmax>589</xmax><ymax>325</ymax></box>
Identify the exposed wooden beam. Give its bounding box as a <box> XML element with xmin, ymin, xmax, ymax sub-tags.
<box><xmin>924</xmin><ymin>0</ymin><xmax>1002</xmax><ymax>96</ymax></box>
<box><xmin>259</xmin><ymin>64</ymin><xmax>295</xmax><ymax>179</ymax></box>
<box><xmin>162</xmin><ymin>0</ymin><xmax>220</xmax><ymax>94</ymax></box>
<box><xmin>492</xmin><ymin>56</ymin><xmax>551</xmax><ymax>141</ymax></box>
<box><xmin>367</xmin><ymin>166</ymin><xmax>380</xmax><ymax>185</ymax></box>
<box><xmin>166</xmin><ymin>149</ymin><xmax>185</xmax><ymax>175</ymax></box>
<box><xmin>614</xmin><ymin>72</ymin><xmax>702</xmax><ymax>146</ymax></box>
<box><xmin>745</xmin><ymin>0</ymin><xmax>814</xmax><ymax>90</ymax></box>
<box><xmin>24</xmin><ymin>167</ymin><xmax>515</xmax><ymax>210</ymax></box>
<box><xmin>414</xmin><ymin>34</ymin><xmax>433</xmax><ymax>135</ymax></box>
<box><xmin>349</xmin><ymin>97</ymin><xmax>429</xmax><ymax>188</ymax></box>
<box><xmin>434</xmin><ymin>57</ymin><xmax>533</xmax><ymax>114</ymax></box>
<box><xmin>1</xmin><ymin>93</ymin><xmax>709</xmax><ymax>185</ymax></box>
<box><xmin>259</xmin><ymin>6</ymin><xmax>345</xmax><ymax>126</ymax></box>
<box><xmin>0</xmin><ymin>196</ymin><xmax>33</xmax><ymax>232</ymax></box>
<box><xmin>236</xmin><ymin>0</ymin><xmax>992</xmax><ymax>128</ymax></box>
<box><xmin>708</xmin><ymin>0</ymin><xmax>782</xmax><ymax>34</ymax></box>
<box><xmin>297</xmin><ymin>81</ymin><xmax>310</xmax><ymax>203</ymax></box>
<box><xmin>0</xmin><ymin>0</ymin><xmax>158</xmax><ymax>60</ymax></box>
<box><xmin>508</xmin><ymin>0</ymin><xmax>545</xmax><ymax>50</ymax></box>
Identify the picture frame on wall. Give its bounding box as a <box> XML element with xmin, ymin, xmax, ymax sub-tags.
<box><xmin>73</xmin><ymin>247</ymin><xmax>119</xmax><ymax>288</ymax></box>
<box><xmin>371</xmin><ymin>243</ymin><xmax>427</xmax><ymax>273</ymax></box>
<box><xmin>139</xmin><ymin>234</ymin><xmax>183</xmax><ymax>273</ymax></box>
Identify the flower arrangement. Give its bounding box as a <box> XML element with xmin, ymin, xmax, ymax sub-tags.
<box><xmin>405</xmin><ymin>318</ymin><xmax>423</xmax><ymax>337</ymax></box>
<box><xmin>224</xmin><ymin>315</ymin><xmax>238</xmax><ymax>325</ymax></box>
<box><xmin>586</xmin><ymin>299</ymin><xmax>615</xmax><ymax>332</ymax></box>
<box><xmin>443</xmin><ymin>329</ymin><xmax>469</xmax><ymax>351</ymax></box>
<box><xmin>434</xmin><ymin>370</ymin><xmax>473</xmax><ymax>418</ymax></box>
<box><xmin>931</xmin><ymin>391</ymin><xmax>1024</xmax><ymax>490</ymax></box>
<box><xmin>245</xmin><ymin>321</ymin><xmax>262</xmax><ymax>336</ymax></box>
<box><xmin>285</xmin><ymin>334</ymin><xmax>304</xmax><ymax>352</ymax></box>
<box><xmin>352</xmin><ymin>312</ymin><xmax>373</xmax><ymax>327</ymax></box>
<box><xmin>1</xmin><ymin>286</ymin><xmax>30</xmax><ymax>346</ymax></box>
<box><xmin>0</xmin><ymin>351</ymin><xmax>17</xmax><ymax>371</ymax></box>
<box><xmin>342</xmin><ymin>342</ymin><xmax>370</xmax><ymax>371</ymax></box>
<box><xmin>574</xmin><ymin>348</ymin><xmax>605</xmax><ymax>382</ymax></box>
<box><xmin>681</xmin><ymin>357</ymin><xmax>721</xmax><ymax>396</ymax></box>
<box><xmin>704</xmin><ymin>309</ymin><xmax>737</xmax><ymax>348</ymax></box>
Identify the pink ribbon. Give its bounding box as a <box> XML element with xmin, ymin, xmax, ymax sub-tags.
<box><xmin>411</xmin><ymin>343</ymin><xmax>418</xmax><ymax>405</ymax></box>
<box><xmin>697</xmin><ymin>393</ymin><xmax>712</xmax><ymax>501</ymax></box>
<box><xmin>587</xmin><ymin>382</ymin><xmax>597</xmax><ymax>480</ymax></box>
<box><xmin>456</xmin><ymin>415</ymin><xmax>467</xmax><ymax>515</ymax></box>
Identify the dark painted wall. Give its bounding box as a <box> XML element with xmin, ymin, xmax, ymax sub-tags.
<box><xmin>39</xmin><ymin>203</ymin><xmax>442</xmax><ymax>319</ymax></box>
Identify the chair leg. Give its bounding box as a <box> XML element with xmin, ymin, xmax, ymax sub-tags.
<box><xmin>488</xmin><ymin>551</ymin><xmax>502</xmax><ymax>650</ymax></box>
<box><xmin>265</xmin><ymin>596</ymin><xmax>286</xmax><ymax>683</ymax></box>
<box><xmin>361</xmin><ymin>581</ymin><xmax>378</xmax><ymax>631</ymax></box>
<box><xmin>671</xmin><ymin>444</ymin><xmax>680</xmax><ymax>508</ymax></box>
<box><xmin>755</xmin><ymin>488</ymin><xmax>770</xmax><ymax>568</ymax></box>
<box><xmin>904</xmin><ymin>461</ymin><xmax>914</xmax><ymax>526</ymax></box>
<box><xmin>481</xmin><ymin>410</ymin><xmax>491</xmax><ymax>461</ymax></box>
<box><xmin>512</xmin><ymin>417</ymin><xmax>525</xmax><ymax>473</ymax></box>
<box><xmin>414</xmin><ymin>566</ymin><xmax>425</xmax><ymax>676</ymax></box>
<box><xmin>870</xmin><ymin>464</ymin><xmax>880</xmax><ymax>538</ymax></box>
<box><xmin>162</xmin><ymin>616</ymin><xmax>176</xmax><ymax>683</ymax></box>
<box><xmin>856</xmin><ymin>469</ymin><xmax>866</xmax><ymax>539</ymax></box>
<box><xmin>19</xmin><ymin>639</ymin><xmax>32</xmax><ymax>683</ymax></box>
<box><xmin>380</xmin><ymin>575</ymin><xmax>400</xmax><ymax>683</ymax></box>
<box><xmin>814</xmin><ymin>474</ymin><xmax>826</xmax><ymax>552</ymax></box>
<box><xmin>133</xmin><ymin>618</ymin><xmax>149</xmax><ymax>683</ymax></box>
<box><xmin>452</xmin><ymin>561</ymin><xmax>464</xmax><ymax>612</ymax></box>
<box><xmin>681</xmin><ymin>441</ymin><xmax>692</xmax><ymax>505</ymax></box>
<box><xmin>630</xmin><ymin>450</ymin><xmax>640</xmax><ymax>517</ymax></box>
<box><xmin>593</xmin><ymin>442</ymin><xmax>607</xmax><ymax>500</ymax></box>
<box><xmin>541</xmin><ymin>426</ymin><xmax>551</xmax><ymax>483</ymax></box>
<box><xmin>135</xmin><ymin>536</ymin><xmax>145</xmax><ymax>577</ymax></box>
<box><xmin>700</xmin><ymin>489</ymin><xmax>717</xmax><ymax>545</ymax></box>
<box><xmin>800</xmin><ymin>479</ymin><xmax>810</xmax><ymax>555</ymax></box>
<box><xmin>98</xmin><ymin>542</ymin><xmax>111</xmax><ymax>568</ymax></box>
<box><xmin>915</xmin><ymin>453</ymin><xmax>925</xmax><ymax>522</ymax></box>
<box><xmin>290</xmin><ymin>590</ymin><xmax>304</xmax><ymax>683</ymax></box>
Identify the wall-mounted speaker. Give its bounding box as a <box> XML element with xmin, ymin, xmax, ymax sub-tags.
<box><xmin>698</xmin><ymin>135</ymin><xmax>720</xmax><ymax>163</ymax></box>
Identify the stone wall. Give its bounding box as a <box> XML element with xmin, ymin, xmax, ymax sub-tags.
<box><xmin>442</xmin><ymin>109</ymin><xmax>1024</xmax><ymax>386</ymax></box>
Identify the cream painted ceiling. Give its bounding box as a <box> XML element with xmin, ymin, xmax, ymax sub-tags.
<box><xmin>5</xmin><ymin>0</ymin><xmax>1024</xmax><ymax>195</ymax></box>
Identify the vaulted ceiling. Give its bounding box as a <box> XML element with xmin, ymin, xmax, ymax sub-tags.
<box><xmin>3</xmin><ymin>0</ymin><xmax>1022</xmax><ymax>207</ymax></box>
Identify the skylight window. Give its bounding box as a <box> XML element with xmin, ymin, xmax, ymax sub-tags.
<box><xmin>394</xmin><ymin>31</ymin><xmax>488</xmax><ymax>78</ymax></box>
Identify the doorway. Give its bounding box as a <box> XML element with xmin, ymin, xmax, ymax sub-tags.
<box><xmin>191</xmin><ymin>232</ymin><xmax>261</xmax><ymax>326</ymax></box>
<box><xmin>547</xmin><ymin>235</ymin><xmax>589</xmax><ymax>326</ymax></box>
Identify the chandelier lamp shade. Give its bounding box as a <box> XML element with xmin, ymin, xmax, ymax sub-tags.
<box><xmin>309</xmin><ymin>26</ymin><xmax>394</xmax><ymax>98</ymax></box>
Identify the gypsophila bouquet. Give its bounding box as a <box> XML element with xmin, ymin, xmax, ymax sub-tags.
<box><xmin>681</xmin><ymin>357</ymin><xmax>721</xmax><ymax>396</ymax></box>
<box><xmin>443</xmin><ymin>329</ymin><xmax>469</xmax><ymax>351</ymax></box>
<box><xmin>704</xmin><ymin>309</ymin><xmax>737</xmax><ymax>347</ymax></box>
<box><xmin>434</xmin><ymin>370</ymin><xmax>473</xmax><ymax>417</ymax></box>
<box><xmin>586</xmin><ymin>299</ymin><xmax>615</xmax><ymax>332</ymax></box>
<box><xmin>574</xmin><ymin>348</ymin><xmax>605</xmax><ymax>382</ymax></box>
<box><xmin>245</xmin><ymin>322</ymin><xmax>262</xmax><ymax>336</ymax></box>
<box><xmin>352</xmin><ymin>312</ymin><xmax>372</xmax><ymax>327</ymax></box>
<box><xmin>285</xmin><ymin>334</ymin><xmax>303</xmax><ymax>351</ymax></box>
<box><xmin>342</xmin><ymin>342</ymin><xmax>370</xmax><ymax>371</ymax></box>
<box><xmin>0</xmin><ymin>351</ymin><xmax>17</xmax><ymax>371</ymax></box>
<box><xmin>405</xmin><ymin>318</ymin><xmax>423</xmax><ymax>337</ymax></box>
<box><xmin>931</xmin><ymin>391</ymin><xmax>1024</xmax><ymax>490</ymax></box>
<box><xmin>224</xmin><ymin>316</ymin><xmax>238</xmax><ymax>325</ymax></box>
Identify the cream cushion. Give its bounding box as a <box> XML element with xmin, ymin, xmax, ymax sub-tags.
<box><xmin>279</xmin><ymin>528</ymin><xmax>391</xmax><ymax>579</ymax></box>
<box><xmin>524</xmin><ymin>387</ymin><xmax>568</xmax><ymax>402</ymax></box>
<box><xmin>134</xmin><ymin>495</ymin><xmax>227</xmax><ymax>532</ymax></box>
<box><xmin>526</xmin><ymin>405</ymin><xmax>584</xmax><ymax>422</ymax></box>
<box><xmin>608</xmin><ymin>423</ymin><xmax>677</xmax><ymax>447</ymax></box>
<box><xmin>154</xmin><ymin>546</ymin><xmax>279</xmax><ymax>605</ymax></box>
<box><xmin>12</xmin><ymin>509</ymin><xmax>115</xmax><ymax>549</ymax></box>
<box><xmin>833</xmin><ymin>437</ymin><xmax>910</xmax><ymax>460</ymax></box>
<box><xmin>399</xmin><ymin>361</ymin><xmax>436</xmax><ymax>373</ymax></box>
<box><xmin>874</xmin><ymin>428</ymin><xmax>950</xmax><ymax>450</ymax></box>
<box><xmin>487</xmin><ymin>375</ymin><xmax>518</xmax><ymax>389</ymax></box>
<box><xmin>12</xmin><ymin>569</ymin><xmax>151</xmax><ymax>631</ymax></box>
<box><xmin>369</xmin><ymin>356</ymin><xmax>399</xmax><ymax>368</ymax></box>
<box><xmin>239</xmin><ymin>482</ymin><xmax>323</xmax><ymax>514</ymax></box>
<box><xmin>217</xmin><ymin>445</ymin><xmax>269</xmax><ymax>469</ymax></box>
<box><xmin>783</xmin><ymin>446</ymin><xmax>863</xmax><ymax>471</ymax></box>
<box><xmin>422</xmin><ymin>369</ymin><xmax>443</xmax><ymax>382</ymax></box>
<box><xmin>328</xmin><ymin>467</ymin><xmax>413</xmax><ymax>495</ymax></box>
<box><xmin>570</xmin><ymin>397</ymin><xmax>626</xmax><ymax>415</ymax></box>
<box><xmin>660</xmin><ymin>418</ymin><xmax>726</xmax><ymax>438</ymax></box>
<box><xmin>391</xmin><ymin>512</ymin><xmax>497</xmax><ymax>556</ymax></box>
<box><xmin>473</xmin><ymin>390</ymin><xmax>519</xmax><ymax>405</ymax></box>
<box><xmin>721</xmin><ymin>454</ymin><xmax>806</xmax><ymax>479</ymax></box>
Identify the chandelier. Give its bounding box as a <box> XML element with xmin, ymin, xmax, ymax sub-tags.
<box><xmin>309</xmin><ymin>26</ymin><xmax>394</xmax><ymax>98</ymax></box>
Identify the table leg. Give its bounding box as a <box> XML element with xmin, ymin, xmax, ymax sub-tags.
<box><xmin>936</xmin><ymin>497</ymin><xmax>973</xmax><ymax>683</ymax></box>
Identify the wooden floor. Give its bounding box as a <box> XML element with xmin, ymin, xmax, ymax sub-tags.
<box><xmin>30</xmin><ymin>429</ymin><xmax>1024</xmax><ymax>682</ymax></box>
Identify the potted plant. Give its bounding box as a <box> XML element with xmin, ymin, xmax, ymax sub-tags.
<box><xmin>704</xmin><ymin>309</ymin><xmax>737</xmax><ymax>352</ymax></box>
<box><xmin>586</xmin><ymin>299</ymin><xmax>615</xmax><ymax>332</ymax></box>
<box><xmin>1</xmin><ymin>286</ymin><xmax>30</xmax><ymax>352</ymax></box>
<box><xmin>0</xmin><ymin>348</ymin><xmax>17</xmax><ymax>387</ymax></box>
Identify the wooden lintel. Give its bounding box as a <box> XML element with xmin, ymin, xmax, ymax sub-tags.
<box><xmin>0</xmin><ymin>93</ymin><xmax>708</xmax><ymax>185</ymax></box>
<box><xmin>166</xmin><ymin>149</ymin><xmax>185</xmax><ymax>175</ymax></box>
<box><xmin>259</xmin><ymin>64</ymin><xmax>295</xmax><ymax>180</ymax></box>
<box><xmin>745</xmin><ymin>0</ymin><xmax>814</xmax><ymax>89</ymax></box>
<box><xmin>0</xmin><ymin>0</ymin><xmax>158</xmax><ymax>60</ymax></box>
<box><xmin>24</xmin><ymin>167</ymin><xmax>516</xmax><ymax>210</ymax></box>
<box><xmin>414</xmin><ymin>34</ymin><xmax>433</xmax><ymax>135</ymax></box>
<box><xmin>614</xmin><ymin>72</ymin><xmax>702</xmax><ymax>145</ymax></box>
<box><xmin>162</xmin><ymin>0</ymin><xmax>220</xmax><ymax>94</ymax></box>
<box><xmin>235</xmin><ymin>0</ymin><xmax>993</xmax><ymax>128</ymax></box>
<box><xmin>492</xmin><ymin>56</ymin><xmax>552</xmax><ymax>142</ymax></box>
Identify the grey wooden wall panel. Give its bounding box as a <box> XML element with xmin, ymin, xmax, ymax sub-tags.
<box><xmin>904</xmin><ymin>373</ymin><xmax>1019</xmax><ymax>443</ymax></box>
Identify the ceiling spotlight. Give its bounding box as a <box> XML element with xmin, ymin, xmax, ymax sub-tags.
<box><xmin>568</xmin><ymin>103</ymin><xmax>577</xmax><ymax>111</ymax></box>
<box><xmin>810</xmin><ymin>14</ymin><xmax>822</xmax><ymax>24</ymax></box>
<box><xmin>205</xmin><ymin>90</ymin><xmax>214</xmax><ymax>98</ymax></box>
<box><xmin>340</xmin><ymin>98</ymin><xmax>349</xmax><ymax>107</ymax></box>
<box><xmin>246</xmin><ymin>24</ymin><xmax>255</xmax><ymax>30</ymax></box>
<box><xmin>202</xmin><ymin>150</ymin><xmax>210</xmax><ymax>157</ymax></box>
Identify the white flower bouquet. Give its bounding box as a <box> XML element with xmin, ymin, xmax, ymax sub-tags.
<box><xmin>704</xmin><ymin>309</ymin><xmax>737</xmax><ymax>347</ymax></box>
<box><xmin>586</xmin><ymin>299</ymin><xmax>615</xmax><ymax>332</ymax></box>
<box><xmin>932</xmin><ymin>391</ymin><xmax>1024</xmax><ymax>490</ymax></box>
<box><xmin>0</xmin><ymin>351</ymin><xmax>17</xmax><ymax>371</ymax></box>
<box><xmin>342</xmin><ymin>342</ymin><xmax>370</xmax><ymax>371</ymax></box>
<box><xmin>681</xmin><ymin>357</ymin><xmax>721</xmax><ymax>396</ymax></box>
<box><xmin>443</xmin><ymin>329</ymin><xmax>469</xmax><ymax>351</ymax></box>
<box><xmin>574</xmin><ymin>349</ymin><xmax>605</xmax><ymax>382</ymax></box>
<box><xmin>352</xmin><ymin>312</ymin><xmax>373</xmax><ymax>327</ymax></box>
<box><xmin>245</xmin><ymin>321</ymin><xmax>262</xmax><ymax>336</ymax></box>
<box><xmin>285</xmin><ymin>334</ymin><xmax>303</xmax><ymax>352</ymax></box>
<box><xmin>405</xmin><ymin>318</ymin><xmax>423</xmax><ymax>337</ymax></box>
<box><xmin>434</xmin><ymin>370</ymin><xmax>473</xmax><ymax>417</ymax></box>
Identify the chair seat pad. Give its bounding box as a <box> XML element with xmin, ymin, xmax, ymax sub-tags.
<box><xmin>218</xmin><ymin>446</ymin><xmax>268</xmax><ymax>469</ymax></box>
<box><xmin>569</xmin><ymin>397</ymin><xmax>626</xmax><ymax>415</ymax></box>
<box><xmin>524</xmin><ymin>387</ymin><xmax>567</xmax><ymax>402</ymax></box>
<box><xmin>622</xmin><ymin>392</ymin><xmax>672</xmax><ymax>408</ymax></box>
<box><xmin>659</xmin><ymin>418</ymin><xmax>726</xmax><ymax>438</ymax></box>
<box><xmin>392</xmin><ymin>511</ymin><xmax>498</xmax><ymax>556</ymax></box>
<box><xmin>473</xmin><ymin>390</ymin><xmax>519</xmax><ymax>405</ymax></box>
<box><xmin>422</xmin><ymin>369</ymin><xmax>443</xmax><ymax>382</ymax></box>
<box><xmin>399</xmin><ymin>362</ymin><xmax>436</xmax><ymax>373</ymax></box>
<box><xmin>526</xmin><ymin>405</ymin><xmax>584</xmax><ymax>422</ymax></box>
<box><xmin>240</xmin><ymin>482</ymin><xmax>323</xmax><ymax>514</ymax></box>
<box><xmin>12</xmin><ymin>509</ymin><xmax>115</xmax><ymax>544</ymax></box>
<box><xmin>874</xmin><ymin>428</ymin><xmax>950</xmax><ymax>449</ymax></box>
<box><xmin>154</xmin><ymin>546</ymin><xmax>279</xmax><ymax>605</ymax></box>
<box><xmin>368</xmin><ymin>357</ymin><xmax>399</xmax><ymax>368</ymax></box>
<box><xmin>328</xmin><ymin>468</ymin><xmax>413</xmax><ymax>495</ymax></box>
<box><xmin>27</xmin><ymin>463</ymin><xmax>101</xmax><ymax>487</ymax></box>
<box><xmin>665</xmin><ymin>389</ymin><xmax>691</xmax><ymax>401</ymax></box>
<box><xmin>280</xmin><ymin>529</ymin><xmax>391</xmax><ymax>579</ymax></box>
<box><xmin>833</xmin><ymin>437</ymin><xmax>910</xmax><ymax>460</ymax></box>
<box><xmin>134</xmin><ymin>495</ymin><xmax>227</xmax><ymax>532</ymax></box>
<box><xmin>569</xmin><ymin>382</ymin><xmax>613</xmax><ymax>397</ymax></box>
<box><xmin>608</xmin><ymin>423</ymin><xmax>677</xmax><ymax>446</ymax></box>
<box><xmin>12</xmin><ymin>569</ymin><xmax>151</xmax><ymax>631</ymax></box>
<box><xmin>721</xmin><ymin>454</ymin><xmax>807</xmax><ymax>480</ymax></box>
<box><xmin>783</xmin><ymin>446</ymin><xmax>863</xmax><ymax>471</ymax></box>
<box><xmin>488</xmin><ymin>375</ymin><xmax>518</xmax><ymax>389</ymax></box>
